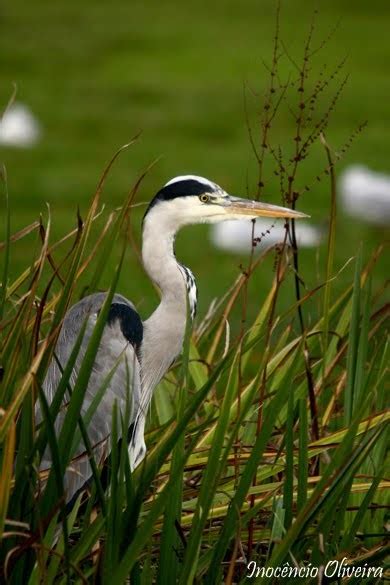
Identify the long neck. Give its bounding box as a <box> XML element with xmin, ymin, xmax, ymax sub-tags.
<box><xmin>140</xmin><ymin>215</ymin><xmax>195</xmax><ymax>404</ymax></box>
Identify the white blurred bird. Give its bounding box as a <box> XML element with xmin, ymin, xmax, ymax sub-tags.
<box><xmin>339</xmin><ymin>165</ymin><xmax>390</xmax><ymax>226</ymax></box>
<box><xmin>0</xmin><ymin>103</ymin><xmax>41</xmax><ymax>147</ymax></box>
<box><xmin>211</xmin><ymin>217</ymin><xmax>322</xmax><ymax>254</ymax></box>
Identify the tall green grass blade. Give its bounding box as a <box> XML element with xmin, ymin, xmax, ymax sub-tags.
<box><xmin>320</xmin><ymin>134</ymin><xmax>337</xmax><ymax>380</ymax></box>
<box><xmin>152</xmin><ymin>379</ymin><xmax>175</xmax><ymax>425</ymax></box>
<box><xmin>188</xmin><ymin>341</ymin><xmax>208</xmax><ymax>392</ymax></box>
<box><xmin>104</xmin><ymin>402</ymin><xmax>119</xmax><ymax>577</ymax></box>
<box><xmin>0</xmin><ymin>166</ymin><xmax>11</xmax><ymax>320</ymax></box>
<box><xmin>270</xmin><ymin>497</ymin><xmax>285</xmax><ymax>549</ymax></box>
<box><xmin>0</xmin><ymin>421</ymin><xmax>15</xmax><ymax>539</ymax></box>
<box><xmin>344</xmin><ymin>248</ymin><xmax>362</xmax><ymax>425</ymax></box>
<box><xmin>353</xmin><ymin>275</ymin><xmax>371</xmax><ymax>413</ymax></box>
<box><xmin>36</xmin><ymin>385</ymin><xmax>71</xmax><ymax>581</ymax></box>
<box><xmin>158</xmin><ymin>306</ymin><xmax>191</xmax><ymax>584</ymax></box>
<box><xmin>297</xmin><ymin>397</ymin><xmax>308</xmax><ymax>512</ymax></box>
<box><xmin>283</xmin><ymin>387</ymin><xmax>294</xmax><ymax>531</ymax></box>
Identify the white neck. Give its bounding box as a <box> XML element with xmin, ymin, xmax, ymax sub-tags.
<box><xmin>139</xmin><ymin>211</ymin><xmax>193</xmax><ymax>407</ymax></box>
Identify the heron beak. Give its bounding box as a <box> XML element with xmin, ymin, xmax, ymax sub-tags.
<box><xmin>223</xmin><ymin>195</ymin><xmax>309</xmax><ymax>219</ymax></box>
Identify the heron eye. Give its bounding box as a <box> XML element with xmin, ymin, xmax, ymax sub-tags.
<box><xmin>199</xmin><ymin>194</ymin><xmax>210</xmax><ymax>203</ymax></box>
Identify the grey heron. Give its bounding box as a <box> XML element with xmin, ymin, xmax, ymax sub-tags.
<box><xmin>38</xmin><ymin>174</ymin><xmax>308</xmax><ymax>503</ymax></box>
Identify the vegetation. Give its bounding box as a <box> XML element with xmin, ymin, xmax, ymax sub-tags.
<box><xmin>0</xmin><ymin>4</ymin><xmax>388</xmax><ymax>584</ymax></box>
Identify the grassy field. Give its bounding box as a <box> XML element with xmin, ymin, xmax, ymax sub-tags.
<box><xmin>0</xmin><ymin>0</ymin><xmax>389</xmax><ymax>322</ymax></box>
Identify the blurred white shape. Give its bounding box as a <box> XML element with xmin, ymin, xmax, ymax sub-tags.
<box><xmin>339</xmin><ymin>165</ymin><xmax>390</xmax><ymax>225</ymax></box>
<box><xmin>0</xmin><ymin>103</ymin><xmax>41</xmax><ymax>147</ymax></box>
<box><xmin>211</xmin><ymin>218</ymin><xmax>322</xmax><ymax>254</ymax></box>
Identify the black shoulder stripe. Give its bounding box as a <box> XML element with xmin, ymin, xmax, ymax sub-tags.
<box><xmin>107</xmin><ymin>303</ymin><xmax>143</xmax><ymax>348</ymax></box>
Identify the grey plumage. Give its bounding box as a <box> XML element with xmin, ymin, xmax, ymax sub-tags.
<box><xmin>39</xmin><ymin>293</ymin><xmax>143</xmax><ymax>500</ymax></box>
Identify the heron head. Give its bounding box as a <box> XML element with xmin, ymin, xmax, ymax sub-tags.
<box><xmin>143</xmin><ymin>175</ymin><xmax>308</xmax><ymax>231</ymax></box>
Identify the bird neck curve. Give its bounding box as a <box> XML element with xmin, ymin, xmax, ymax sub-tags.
<box><xmin>141</xmin><ymin>215</ymin><xmax>197</xmax><ymax>316</ymax></box>
<box><xmin>139</xmin><ymin>212</ymin><xmax>196</xmax><ymax>399</ymax></box>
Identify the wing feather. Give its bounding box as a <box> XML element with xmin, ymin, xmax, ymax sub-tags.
<box><xmin>38</xmin><ymin>293</ymin><xmax>143</xmax><ymax>503</ymax></box>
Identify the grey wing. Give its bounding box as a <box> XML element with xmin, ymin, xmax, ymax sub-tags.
<box><xmin>38</xmin><ymin>292</ymin><xmax>143</xmax><ymax>503</ymax></box>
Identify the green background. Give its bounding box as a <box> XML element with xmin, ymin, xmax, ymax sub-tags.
<box><xmin>1</xmin><ymin>0</ymin><xmax>388</xmax><ymax>323</ymax></box>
